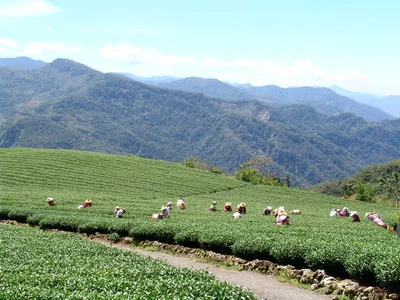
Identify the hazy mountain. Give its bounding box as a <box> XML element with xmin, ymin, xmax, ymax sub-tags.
<box><xmin>241</xmin><ymin>85</ymin><xmax>395</xmax><ymax>122</ymax></box>
<box><xmin>382</xmin><ymin>95</ymin><xmax>400</xmax><ymax>118</ymax></box>
<box><xmin>157</xmin><ymin>77</ymin><xmax>258</xmax><ymax>102</ymax></box>
<box><xmin>140</xmin><ymin>75</ymin><xmax>394</xmax><ymax>121</ymax></box>
<box><xmin>331</xmin><ymin>85</ymin><xmax>400</xmax><ymax>118</ymax></box>
<box><xmin>117</xmin><ymin>73</ymin><xmax>179</xmax><ymax>85</ymax></box>
<box><xmin>1</xmin><ymin>58</ymin><xmax>400</xmax><ymax>187</ymax></box>
<box><xmin>0</xmin><ymin>56</ymin><xmax>47</xmax><ymax>70</ymax></box>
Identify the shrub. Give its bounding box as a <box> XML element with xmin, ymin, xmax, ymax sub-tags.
<box><xmin>108</xmin><ymin>232</ymin><xmax>121</xmax><ymax>243</ymax></box>
<box><xmin>8</xmin><ymin>209</ymin><xmax>31</xmax><ymax>223</ymax></box>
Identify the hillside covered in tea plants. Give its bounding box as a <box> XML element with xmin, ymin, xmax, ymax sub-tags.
<box><xmin>1</xmin><ymin>148</ymin><xmax>400</xmax><ymax>292</ymax></box>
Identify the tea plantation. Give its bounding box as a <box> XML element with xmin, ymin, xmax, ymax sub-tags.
<box><xmin>1</xmin><ymin>148</ymin><xmax>400</xmax><ymax>292</ymax></box>
<box><xmin>0</xmin><ymin>225</ymin><xmax>256</xmax><ymax>299</ymax></box>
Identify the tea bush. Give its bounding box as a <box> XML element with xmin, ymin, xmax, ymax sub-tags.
<box><xmin>0</xmin><ymin>224</ymin><xmax>257</xmax><ymax>299</ymax></box>
<box><xmin>2</xmin><ymin>148</ymin><xmax>400</xmax><ymax>290</ymax></box>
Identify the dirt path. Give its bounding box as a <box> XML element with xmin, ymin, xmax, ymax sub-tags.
<box><xmin>93</xmin><ymin>238</ymin><xmax>333</xmax><ymax>300</ymax></box>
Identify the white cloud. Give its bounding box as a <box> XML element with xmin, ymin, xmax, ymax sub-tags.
<box><xmin>98</xmin><ymin>43</ymin><xmax>197</xmax><ymax>69</ymax></box>
<box><xmin>36</xmin><ymin>21</ymin><xmax>51</xmax><ymax>31</ymax></box>
<box><xmin>0</xmin><ymin>46</ymin><xmax>11</xmax><ymax>54</ymax></box>
<box><xmin>330</xmin><ymin>70</ymin><xmax>368</xmax><ymax>81</ymax></box>
<box><xmin>96</xmin><ymin>43</ymin><xmax>374</xmax><ymax>91</ymax></box>
<box><xmin>0</xmin><ymin>37</ymin><xmax>18</xmax><ymax>49</ymax></box>
<box><xmin>22</xmin><ymin>42</ymin><xmax>83</xmax><ymax>56</ymax></box>
<box><xmin>0</xmin><ymin>0</ymin><xmax>60</xmax><ymax>18</ymax></box>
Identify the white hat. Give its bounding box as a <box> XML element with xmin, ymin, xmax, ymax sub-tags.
<box><xmin>350</xmin><ymin>211</ymin><xmax>358</xmax><ymax>217</ymax></box>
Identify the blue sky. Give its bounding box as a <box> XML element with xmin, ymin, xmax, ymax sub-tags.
<box><xmin>0</xmin><ymin>0</ymin><xmax>399</xmax><ymax>95</ymax></box>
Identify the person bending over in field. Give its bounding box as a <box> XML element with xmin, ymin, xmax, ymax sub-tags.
<box><xmin>365</xmin><ymin>212</ymin><xmax>387</xmax><ymax>228</ymax></box>
<box><xmin>262</xmin><ymin>206</ymin><xmax>273</xmax><ymax>215</ymax></box>
<box><xmin>232</xmin><ymin>211</ymin><xmax>242</xmax><ymax>219</ymax></box>
<box><xmin>151</xmin><ymin>206</ymin><xmax>170</xmax><ymax>220</ymax></box>
<box><xmin>276</xmin><ymin>206</ymin><xmax>290</xmax><ymax>226</ymax></box>
<box><xmin>166</xmin><ymin>201</ymin><xmax>173</xmax><ymax>211</ymax></box>
<box><xmin>237</xmin><ymin>203</ymin><xmax>247</xmax><ymax>214</ymax></box>
<box><xmin>350</xmin><ymin>211</ymin><xmax>360</xmax><ymax>222</ymax></box>
<box><xmin>273</xmin><ymin>206</ymin><xmax>285</xmax><ymax>218</ymax></box>
<box><xmin>339</xmin><ymin>207</ymin><xmax>350</xmax><ymax>217</ymax></box>
<box><xmin>209</xmin><ymin>201</ymin><xmax>217</xmax><ymax>212</ymax></box>
<box><xmin>161</xmin><ymin>206</ymin><xmax>170</xmax><ymax>218</ymax></box>
<box><xmin>224</xmin><ymin>202</ymin><xmax>232</xmax><ymax>212</ymax></box>
<box><xmin>177</xmin><ymin>198</ymin><xmax>186</xmax><ymax>210</ymax></box>
<box><xmin>114</xmin><ymin>205</ymin><xmax>126</xmax><ymax>218</ymax></box>
<box><xmin>329</xmin><ymin>209</ymin><xmax>339</xmax><ymax>217</ymax></box>
<box><xmin>47</xmin><ymin>197</ymin><xmax>56</xmax><ymax>206</ymax></box>
<box><xmin>78</xmin><ymin>199</ymin><xmax>92</xmax><ymax>209</ymax></box>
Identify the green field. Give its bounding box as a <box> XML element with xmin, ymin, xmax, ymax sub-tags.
<box><xmin>1</xmin><ymin>148</ymin><xmax>400</xmax><ymax>292</ymax></box>
<box><xmin>0</xmin><ymin>224</ymin><xmax>256</xmax><ymax>299</ymax></box>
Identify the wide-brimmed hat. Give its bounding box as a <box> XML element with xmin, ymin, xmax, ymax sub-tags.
<box><xmin>239</xmin><ymin>202</ymin><xmax>246</xmax><ymax>207</ymax></box>
<box><xmin>212</xmin><ymin>201</ymin><xmax>217</xmax><ymax>204</ymax></box>
<box><xmin>350</xmin><ymin>211</ymin><xmax>358</xmax><ymax>217</ymax></box>
<box><xmin>225</xmin><ymin>202</ymin><xmax>232</xmax><ymax>206</ymax></box>
<box><xmin>161</xmin><ymin>206</ymin><xmax>167</xmax><ymax>210</ymax></box>
<box><xmin>115</xmin><ymin>205</ymin><xmax>122</xmax><ymax>210</ymax></box>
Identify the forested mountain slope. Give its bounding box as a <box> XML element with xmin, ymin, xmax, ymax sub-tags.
<box><xmin>242</xmin><ymin>85</ymin><xmax>395</xmax><ymax>121</ymax></box>
<box><xmin>143</xmin><ymin>75</ymin><xmax>394</xmax><ymax>121</ymax></box>
<box><xmin>1</xmin><ymin>58</ymin><xmax>400</xmax><ymax>186</ymax></box>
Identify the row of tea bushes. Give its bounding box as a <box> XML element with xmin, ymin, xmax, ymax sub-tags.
<box><xmin>0</xmin><ymin>224</ymin><xmax>256</xmax><ymax>299</ymax></box>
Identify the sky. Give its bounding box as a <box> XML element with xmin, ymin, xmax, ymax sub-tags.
<box><xmin>0</xmin><ymin>0</ymin><xmax>399</xmax><ymax>95</ymax></box>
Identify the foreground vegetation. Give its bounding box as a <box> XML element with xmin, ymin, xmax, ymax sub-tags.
<box><xmin>0</xmin><ymin>224</ymin><xmax>256</xmax><ymax>299</ymax></box>
<box><xmin>1</xmin><ymin>148</ymin><xmax>400</xmax><ymax>292</ymax></box>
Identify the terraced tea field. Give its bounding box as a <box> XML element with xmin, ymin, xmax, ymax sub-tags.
<box><xmin>1</xmin><ymin>148</ymin><xmax>400</xmax><ymax>291</ymax></box>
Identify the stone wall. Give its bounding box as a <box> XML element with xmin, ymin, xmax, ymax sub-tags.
<box><xmin>137</xmin><ymin>240</ymin><xmax>399</xmax><ymax>300</ymax></box>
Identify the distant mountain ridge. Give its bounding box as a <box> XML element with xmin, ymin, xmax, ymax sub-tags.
<box><xmin>117</xmin><ymin>73</ymin><xmax>179</xmax><ymax>85</ymax></box>
<box><xmin>157</xmin><ymin>77</ymin><xmax>257</xmax><ymax>102</ymax></box>
<box><xmin>0</xmin><ymin>56</ymin><xmax>47</xmax><ymax>70</ymax></box>
<box><xmin>331</xmin><ymin>85</ymin><xmax>400</xmax><ymax>118</ymax></box>
<box><xmin>127</xmin><ymin>74</ymin><xmax>394</xmax><ymax>121</ymax></box>
<box><xmin>2</xmin><ymin>56</ymin><xmax>396</xmax><ymax>121</ymax></box>
<box><xmin>1</xmin><ymin>57</ymin><xmax>400</xmax><ymax>186</ymax></box>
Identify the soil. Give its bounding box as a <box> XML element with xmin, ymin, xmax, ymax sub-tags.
<box><xmin>92</xmin><ymin>237</ymin><xmax>333</xmax><ymax>300</ymax></box>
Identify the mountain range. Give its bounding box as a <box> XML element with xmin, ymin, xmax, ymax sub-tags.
<box><xmin>1</xmin><ymin>57</ymin><xmax>400</xmax><ymax>186</ymax></box>
<box><xmin>120</xmin><ymin>73</ymin><xmax>397</xmax><ymax>121</ymax></box>
<box><xmin>330</xmin><ymin>85</ymin><xmax>400</xmax><ymax>118</ymax></box>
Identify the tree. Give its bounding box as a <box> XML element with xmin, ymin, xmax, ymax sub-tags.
<box><xmin>239</xmin><ymin>156</ymin><xmax>272</xmax><ymax>175</ymax></box>
<box><xmin>378</xmin><ymin>171</ymin><xmax>400</xmax><ymax>207</ymax></box>
<box><xmin>183</xmin><ymin>156</ymin><xmax>208</xmax><ymax>170</ymax></box>
<box><xmin>235</xmin><ymin>156</ymin><xmax>283</xmax><ymax>186</ymax></box>
<box><xmin>341</xmin><ymin>182</ymin><xmax>355</xmax><ymax>199</ymax></box>
<box><xmin>354</xmin><ymin>182</ymin><xmax>374</xmax><ymax>202</ymax></box>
